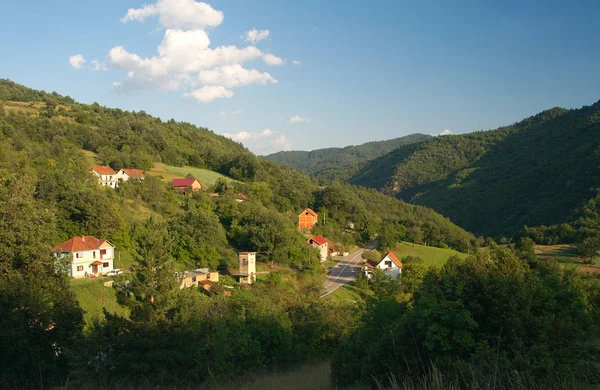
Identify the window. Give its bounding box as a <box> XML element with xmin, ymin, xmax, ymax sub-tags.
<box><xmin>192</xmin><ymin>276</ymin><xmax>197</xmax><ymax>282</ymax></box>
<box><xmin>76</xmin><ymin>253</ymin><xmax>83</xmax><ymax>258</ymax></box>
<box><xmin>207</xmin><ymin>273</ymin><xmax>211</xmax><ymax>279</ymax></box>
<box><xmin>93</xmin><ymin>251</ymin><xmax>96</xmax><ymax>259</ymax></box>
<box><xmin>103</xmin><ymin>262</ymin><xmax>109</xmax><ymax>268</ymax></box>
<box><xmin>77</xmin><ymin>266</ymin><xmax>83</xmax><ymax>272</ymax></box>
<box><xmin>385</xmin><ymin>260</ymin><xmax>392</xmax><ymax>268</ymax></box>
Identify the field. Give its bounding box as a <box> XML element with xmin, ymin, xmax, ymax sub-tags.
<box><xmin>535</xmin><ymin>244</ymin><xmax>600</xmax><ymax>272</ymax></box>
<box><xmin>147</xmin><ymin>162</ymin><xmax>239</xmax><ymax>186</ymax></box>
<box><xmin>325</xmin><ymin>281</ymin><xmax>365</xmax><ymax>303</ymax></box>
<box><xmin>392</xmin><ymin>241</ymin><xmax>468</xmax><ymax>267</ymax></box>
<box><xmin>70</xmin><ymin>278</ymin><xmax>129</xmax><ymax>328</ymax></box>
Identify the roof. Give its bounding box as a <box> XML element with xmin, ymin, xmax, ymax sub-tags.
<box><xmin>364</xmin><ymin>260</ymin><xmax>378</xmax><ymax>269</ymax></box>
<box><xmin>199</xmin><ymin>280</ymin><xmax>214</xmax><ymax>286</ymax></box>
<box><xmin>121</xmin><ymin>168</ymin><xmax>145</xmax><ymax>178</ymax></box>
<box><xmin>300</xmin><ymin>208</ymin><xmax>318</xmax><ymax>217</ymax></box>
<box><xmin>92</xmin><ymin>165</ymin><xmax>116</xmax><ymax>175</ymax></box>
<box><xmin>172</xmin><ymin>178</ymin><xmax>199</xmax><ymax>187</ymax></box>
<box><xmin>235</xmin><ymin>193</ymin><xmax>248</xmax><ymax>200</ymax></box>
<box><xmin>310</xmin><ymin>236</ymin><xmax>328</xmax><ymax>246</ymax></box>
<box><xmin>52</xmin><ymin>236</ymin><xmax>113</xmax><ymax>253</ymax></box>
<box><xmin>382</xmin><ymin>252</ymin><xmax>403</xmax><ymax>268</ymax></box>
<box><xmin>239</xmin><ymin>251</ymin><xmax>256</xmax><ymax>255</ymax></box>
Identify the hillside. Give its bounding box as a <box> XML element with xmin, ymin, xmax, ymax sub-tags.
<box><xmin>329</xmin><ymin>104</ymin><xmax>600</xmax><ymax>238</ymax></box>
<box><xmin>265</xmin><ymin>133</ymin><xmax>430</xmax><ymax>176</ymax></box>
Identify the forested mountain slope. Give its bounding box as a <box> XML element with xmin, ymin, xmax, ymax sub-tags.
<box><xmin>265</xmin><ymin>133</ymin><xmax>430</xmax><ymax>176</ymax></box>
<box><xmin>344</xmin><ymin>104</ymin><xmax>600</xmax><ymax>238</ymax></box>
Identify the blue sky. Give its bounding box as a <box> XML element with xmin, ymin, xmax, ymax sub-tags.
<box><xmin>1</xmin><ymin>0</ymin><xmax>600</xmax><ymax>154</ymax></box>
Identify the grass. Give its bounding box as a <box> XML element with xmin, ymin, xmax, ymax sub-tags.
<box><xmin>535</xmin><ymin>244</ymin><xmax>600</xmax><ymax>272</ymax></box>
<box><xmin>147</xmin><ymin>162</ymin><xmax>239</xmax><ymax>186</ymax></box>
<box><xmin>393</xmin><ymin>241</ymin><xmax>468</xmax><ymax>268</ymax></box>
<box><xmin>70</xmin><ymin>278</ymin><xmax>129</xmax><ymax>328</ymax></box>
<box><xmin>81</xmin><ymin>149</ymin><xmax>100</xmax><ymax>165</ymax></box>
<box><xmin>114</xmin><ymin>250</ymin><xmax>135</xmax><ymax>271</ymax></box>
<box><xmin>325</xmin><ymin>281</ymin><xmax>365</xmax><ymax>303</ymax></box>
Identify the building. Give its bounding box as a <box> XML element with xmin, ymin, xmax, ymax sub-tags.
<box><xmin>172</xmin><ymin>178</ymin><xmax>202</xmax><ymax>193</ymax></box>
<box><xmin>299</xmin><ymin>208</ymin><xmax>318</xmax><ymax>230</ymax></box>
<box><xmin>180</xmin><ymin>268</ymin><xmax>219</xmax><ymax>289</ymax></box>
<box><xmin>52</xmin><ymin>236</ymin><xmax>115</xmax><ymax>278</ymax></box>
<box><xmin>238</xmin><ymin>252</ymin><xmax>256</xmax><ymax>285</ymax></box>
<box><xmin>116</xmin><ymin>168</ymin><xmax>145</xmax><ymax>184</ymax></box>
<box><xmin>91</xmin><ymin>165</ymin><xmax>117</xmax><ymax>188</ymax></box>
<box><xmin>235</xmin><ymin>193</ymin><xmax>248</xmax><ymax>203</ymax></box>
<box><xmin>362</xmin><ymin>252</ymin><xmax>403</xmax><ymax>279</ymax></box>
<box><xmin>307</xmin><ymin>236</ymin><xmax>329</xmax><ymax>262</ymax></box>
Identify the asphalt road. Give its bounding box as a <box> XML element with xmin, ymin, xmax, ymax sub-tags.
<box><xmin>321</xmin><ymin>245</ymin><xmax>373</xmax><ymax>297</ymax></box>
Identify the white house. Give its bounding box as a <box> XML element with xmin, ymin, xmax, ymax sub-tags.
<box><xmin>116</xmin><ymin>168</ymin><xmax>145</xmax><ymax>184</ymax></box>
<box><xmin>307</xmin><ymin>236</ymin><xmax>329</xmax><ymax>262</ymax></box>
<box><xmin>362</xmin><ymin>252</ymin><xmax>402</xmax><ymax>279</ymax></box>
<box><xmin>52</xmin><ymin>236</ymin><xmax>115</xmax><ymax>278</ymax></box>
<box><xmin>91</xmin><ymin>165</ymin><xmax>118</xmax><ymax>188</ymax></box>
<box><xmin>238</xmin><ymin>252</ymin><xmax>256</xmax><ymax>285</ymax></box>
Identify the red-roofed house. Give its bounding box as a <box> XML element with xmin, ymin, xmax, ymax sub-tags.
<box><xmin>116</xmin><ymin>168</ymin><xmax>145</xmax><ymax>183</ymax></box>
<box><xmin>299</xmin><ymin>208</ymin><xmax>318</xmax><ymax>230</ymax></box>
<box><xmin>362</xmin><ymin>251</ymin><xmax>403</xmax><ymax>279</ymax></box>
<box><xmin>172</xmin><ymin>178</ymin><xmax>202</xmax><ymax>193</ymax></box>
<box><xmin>91</xmin><ymin>165</ymin><xmax>117</xmax><ymax>188</ymax></box>
<box><xmin>52</xmin><ymin>236</ymin><xmax>115</xmax><ymax>278</ymax></box>
<box><xmin>307</xmin><ymin>236</ymin><xmax>329</xmax><ymax>261</ymax></box>
<box><xmin>235</xmin><ymin>193</ymin><xmax>248</xmax><ymax>203</ymax></box>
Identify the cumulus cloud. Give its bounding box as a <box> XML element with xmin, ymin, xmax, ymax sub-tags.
<box><xmin>243</xmin><ymin>29</ymin><xmax>269</xmax><ymax>44</ymax></box>
<box><xmin>121</xmin><ymin>0</ymin><xmax>224</xmax><ymax>29</ymax></box>
<box><xmin>183</xmin><ymin>85</ymin><xmax>233</xmax><ymax>103</ymax></box>
<box><xmin>292</xmin><ymin>60</ymin><xmax>301</xmax><ymax>66</ymax></box>
<box><xmin>90</xmin><ymin>59</ymin><xmax>107</xmax><ymax>71</ymax></box>
<box><xmin>198</xmin><ymin>63</ymin><xmax>277</xmax><ymax>87</ymax></box>
<box><xmin>436</xmin><ymin>129</ymin><xmax>453</xmax><ymax>136</ymax></box>
<box><xmin>288</xmin><ymin>114</ymin><xmax>311</xmax><ymax>124</ymax></box>
<box><xmin>222</xmin><ymin>128</ymin><xmax>291</xmax><ymax>153</ymax></box>
<box><xmin>223</xmin><ymin>128</ymin><xmax>274</xmax><ymax>142</ymax></box>
<box><xmin>271</xmin><ymin>134</ymin><xmax>292</xmax><ymax>150</ymax></box>
<box><xmin>69</xmin><ymin>54</ymin><xmax>86</xmax><ymax>70</ymax></box>
<box><xmin>263</xmin><ymin>53</ymin><xmax>285</xmax><ymax>66</ymax></box>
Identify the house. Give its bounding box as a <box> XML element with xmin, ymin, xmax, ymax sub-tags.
<box><xmin>299</xmin><ymin>208</ymin><xmax>318</xmax><ymax>230</ymax></box>
<box><xmin>52</xmin><ymin>236</ymin><xmax>115</xmax><ymax>278</ymax></box>
<box><xmin>362</xmin><ymin>252</ymin><xmax>402</xmax><ymax>279</ymax></box>
<box><xmin>172</xmin><ymin>178</ymin><xmax>202</xmax><ymax>193</ymax></box>
<box><xmin>91</xmin><ymin>165</ymin><xmax>117</xmax><ymax>188</ymax></box>
<box><xmin>238</xmin><ymin>252</ymin><xmax>256</xmax><ymax>285</ymax></box>
<box><xmin>180</xmin><ymin>268</ymin><xmax>219</xmax><ymax>289</ymax></box>
<box><xmin>307</xmin><ymin>236</ymin><xmax>329</xmax><ymax>262</ymax></box>
<box><xmin>116</xmin><ymin>168</ymin><xmax>145</xmax><ymax>184</ymax></box>
<box><xmin>328</xmin><ymin>243</ymin><xmax>345</xmax><ymax>257</ymax></box>
<box><xmin>235</xmin><ymin>193</ymin><xmax>248</xmax><ymax>203</ymax></box>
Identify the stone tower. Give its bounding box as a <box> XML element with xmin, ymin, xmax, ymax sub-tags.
<box><xmin>238</xmin><ymin>252</ymin><xmax>256</xmax><ymax>285</ymax></box>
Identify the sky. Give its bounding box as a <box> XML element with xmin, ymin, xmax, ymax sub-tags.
<box><xmin>1</xmin><ymin>0</ymin><xmax>600</xmax><ymax>155</ymax></box>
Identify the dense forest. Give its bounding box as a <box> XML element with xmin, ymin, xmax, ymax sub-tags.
<box><xmin>265</xmin><ymin>133</ymin><xmax>430</xmax><ymax>177</ymax></box>
<box><xmin>0</xmin><ymin>79</ymin><xmax>481</xmax><ymax>388</ymax></box>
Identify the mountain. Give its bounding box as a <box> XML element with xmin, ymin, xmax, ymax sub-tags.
<box><xmin>339</xmin><ymin>104</ymin><xmax>600</xmax><ymax>238</ymax></box>
<box><xmin>265</xmin><ymin>133</ymin><xmax>431</xmax><ymax>176</ymax></box>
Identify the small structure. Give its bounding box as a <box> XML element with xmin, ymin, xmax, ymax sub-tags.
<box><xmin>91</xmin><ymin>165</ymin><xmax>117</xmax><ymax>188</ymax></box>
<box><xmin>238</xmin><ymin>252</ymin><xmax>256</xmax><ymax>285</ymax></box>
<box><xmin>307</xmin><ymin>236</ymin><xmax>329</xmax><ymax>262</ymax></box>
<box><xmin>52</xmin><ymin>236</ymin><xmax>115</xmax><ymax>278</ymax></box>
<box><xmin>347</xmin><ymin>221</ymin><xmax>355</xmax><ymax>230</ymax></box>
<box><xmin>235</xmin><ymin>193</ymin><xmax>248</xmax><ymax>203</ymax></box>
<box><xmin>172</xmin><ymin>178</ymin><xmax>202</xmax><ymax>193</ymax></box>
<box><xmin>328</xmin><ymin>243</ymin><xmax>345</xmax><ymax>257</ymax></box>
<box><xmin>362</xmin><ymin>252</ymin><xmax>403</xmax><ymax>279</ymax></box>
<box><xmin>180</xmin><ymin>268</ymin><xmax>219</xmax><ymax>289</ymax></box>
<box><xmin>299</xmin><ymin>208</ymin><xmax>318</xmax><ymax>230</ymax></box>
<box><xmin>116</xmin><ymin>168</ymin><xmax>145</xmax><ymax>183</ymax></box>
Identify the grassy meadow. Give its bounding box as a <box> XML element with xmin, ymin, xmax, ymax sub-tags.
<box><xmin>392</xmin><ymin>241</ymin><xmax>467</xmax><ymax>267</ymax></box>
<box><xmin>147</xmin><ymin>162</ymin><xmax>239</xmax><ymax>186</ymax></box>
<box><xmin>70</xmin><ymin>278</ymin><xmax>128</xmax><ymax>328</ymax></box>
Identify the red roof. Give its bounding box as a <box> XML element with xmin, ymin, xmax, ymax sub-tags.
<box><xmin>300</xmin><ymin>208</ymin><xmax>318</xmax><ymax>217</ymax></box>
<box><xmin>309</xmin><ymin>236</ymin><xmax>328</xmax><ymax>245</ymax></box>
<box><xmin>364</xmin><ymin>259</ymin><xmax>378</xmax><ymax>269</ymax></box>
<box><xmin>92</xmin><ymin>165</ymin><xmax>116</xmax><ymax>175</ymax></box>
<box><xmin>52</xmin><ymin>236</ymin><xmax>112</xmax><ymax>253</ymax></box>
<box><xmin>383</xmin><ymin>252</ymin><xmax>403</xmax><ymax>268</ymax></box>
<box><xmin>172</xmin><ymin>178</ymin><xmax>199</xmax><ymax>187</ymax></box>
<box><xmin>235</xmin><ymin>193</ymin><xmax>248</xmax><ymax>200</ymax></box>
<box><xmin>121</xmin><ymin>168</ymin><xmax>145</xmax><ymax>178</ymax></box>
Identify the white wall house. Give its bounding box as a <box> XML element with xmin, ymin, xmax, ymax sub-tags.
<box><xmin>52</xmin><ymin>236</ymin><xmax>115</xmax><ymax>278</ymax></box>
<box><xmin>92</xmin><ymin>165</ymin><xmax>118</xmax><ymax>188</ymax></box>
<box><xmin>115</xmin><ymin>168</ymin><xmax>145</xmax><ymax>184</ymax></box>
<box><xmin>363</xmin><ymin>252</ymin><xmax>402</xmax><ymax>279</ymax></box>
<box><xmin>238</xmin><ymin>252</ymin><xmax>256</xmax><ymax>285</ymax></box>
<box><xmin>307</xmin><ymin>236</ymin><xmax>329</xmax><ymax>262</ymax></box>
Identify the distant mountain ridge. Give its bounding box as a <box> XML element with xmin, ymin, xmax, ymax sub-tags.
<box><xmin>265</xmin><ymin>133</ymin><xmax>431</xmax><ymax>176</ymax></box>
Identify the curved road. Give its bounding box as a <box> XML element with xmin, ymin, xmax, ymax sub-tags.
<box><xmin>321</xmin><ymin>243</ymin><xmax>376</xmax><ymax>297</ymax></box>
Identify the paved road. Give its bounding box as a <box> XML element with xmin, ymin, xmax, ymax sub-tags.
<box><xmin>321</xmin><ymin>244</ymin><xmax>376</xmax><ymax>297</ymax></box>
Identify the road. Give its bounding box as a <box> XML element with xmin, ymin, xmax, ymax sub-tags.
<box><xmin>321</xmin><ymin>243</ymin><xmax>376</xmax><ymax>297</ymax></box>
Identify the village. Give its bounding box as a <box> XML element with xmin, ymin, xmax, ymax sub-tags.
<box><xmin>51</xmin><ymin>166</ymin><xmax>406</xmax><ymax>295</ymax></box>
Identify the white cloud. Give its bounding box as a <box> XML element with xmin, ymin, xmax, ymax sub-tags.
<box><xmin>121</xmin><ymin>0</ymin><xmax>224</xmax><ymax>29</ymax></box>
<box><xmin>243</xmin><ymin>29</ymin><xmax>270</xmax><ymax>44</ymax></box>
<box><xmin>69</xmin><ymin>54</ymin><xmax>86</xmax><ymax>70</ymax></box>
<box><xmin>222</xmin><ymin>128</ymin><xmax>292</xmax><ymax>153</ymax></box>
<box><xmin>271</xmin><ymin>134</ymin><xmax>292</xmax><ymax>150</ymax></box>
<box><xmin>292</xmin><ymin>60</ymin><xmax>301</xmax><ymax>66</ymax></box>
<box><xmin>263</xmin><ymin>53</ymin><xmax>285</xmax><ymax>66</ymax></box>
<box><xmin>218</xmin><ymin>109</ymin><xmax>242</xmax><ymax>120</ymax></box>
<box><xmin>288</xmin><ymin>114</ymin><xmax>311</xmax><ymax>124</ymax></box>
<box><xmin>223</xmin><ymin>128</ymin><xmax>274</xmax><ymax>142</ymax></box>
<box><xmin>90</xmin><ymin>59</ymin><xmax>107</xmax><ymax>71</ymax></box>
<box><xmin>183</xmin><ymin>85</ymin><xmax>233</xmax><ymax>103</ymax></box>
<box><xmin>198</xmin><ymin>63</ymin><xmax>277</xmax><ymax>88</ymax></box>
<box><xmin>436</xmin><ymin>129</ymin><xmax>453</xmax><ymax>136</ymax></box>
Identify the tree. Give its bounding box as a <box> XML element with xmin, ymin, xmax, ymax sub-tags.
<box><xmin>579</xmin><ymin>234</ymin><xmax>600</xmax><ymax>264</ymax></box>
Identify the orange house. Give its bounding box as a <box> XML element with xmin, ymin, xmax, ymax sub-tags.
<box><xmin>299</xmin><ymin>208</ymin><xmax>318</xmax><ymax>230</ymax></box>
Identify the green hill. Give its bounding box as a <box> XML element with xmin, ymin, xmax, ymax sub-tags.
<box><xmin>265</xmin><ymin>133</ymin><xmax>431</xmax><ymax>177</ymax></box>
